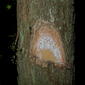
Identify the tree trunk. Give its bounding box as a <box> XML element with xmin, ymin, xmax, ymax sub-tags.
<box><xmin>17</xmin><ymin>0</ymin><xmax>74</xmax><ymax>85</ymax></box>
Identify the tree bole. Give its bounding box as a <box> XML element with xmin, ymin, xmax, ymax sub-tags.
<box><xmin>17</xmin><ymin>0</ymin><xmax>74</xmax><ymax>85</ymax></box>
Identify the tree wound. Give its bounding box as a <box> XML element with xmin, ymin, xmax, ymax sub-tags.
<box><xmin>30</xmin><ymin>21</ymin><xmax>66</xmax><ymax>67</ymax></box>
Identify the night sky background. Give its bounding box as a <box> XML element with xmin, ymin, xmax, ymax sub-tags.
<box><xmin>0</xmin><ymin>0</ymin><xmax>82</xmax><ymax>85</ymax></box>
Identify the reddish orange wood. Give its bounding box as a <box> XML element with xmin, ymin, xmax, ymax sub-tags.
<box><xmin>30</xmin><ymin>21</ymin><xmax>66</xmax><ymax>67</ymax></box>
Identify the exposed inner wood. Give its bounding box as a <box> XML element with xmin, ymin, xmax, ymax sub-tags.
<box><xmin>30</xmin><ymin>21</ymin><xmax>65</xmax><ymax>65</ymax></box>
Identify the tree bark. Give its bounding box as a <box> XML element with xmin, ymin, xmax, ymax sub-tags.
<box><xmin>17</xmin><ymin>0</ymin><xmax>74</xmax><ymax>85</ymax></box>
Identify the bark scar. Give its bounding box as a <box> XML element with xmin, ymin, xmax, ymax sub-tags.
<box><xmin>30</xmin><ymin>20</ymin><xmax>66</xmax><ymax>67</ymax></box>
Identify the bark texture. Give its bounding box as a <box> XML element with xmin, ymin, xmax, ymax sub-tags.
<box><xmin>17</xmin><ymin>0</ymin><xmax>74</xmax><ymax>85</ymax></box>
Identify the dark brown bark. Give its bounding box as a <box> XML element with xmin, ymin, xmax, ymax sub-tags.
<box><xmin>17</xmin><ymin>0</ymin><xmax>74</xmax><ymax>85</ymax></box>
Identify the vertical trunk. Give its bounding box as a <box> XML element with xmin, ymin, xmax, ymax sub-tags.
<box><xmin>17</xmin><ymin>0</ymin><xmax>74</xmax><ymax>85</ymax></box>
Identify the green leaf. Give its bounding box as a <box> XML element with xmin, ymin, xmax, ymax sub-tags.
<box><xmin>6</xmin><ymin>4</ymin><xmax>12</xmax><ymax>10</ymax></box>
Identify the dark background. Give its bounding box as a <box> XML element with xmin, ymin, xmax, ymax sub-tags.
<box><xmin>0</xmin><ymin>0</ymin><xmax>81</xmax><ymax>85</ymax></box>
<box><xmin>74</xmin><ymin>0</ymin><xmax>82</xmax><ymax>85</ymax></box>
<box><xmin>0</xmin><ymin>0</ymin><xmax>17</xmax><ymax>85</ymax></box>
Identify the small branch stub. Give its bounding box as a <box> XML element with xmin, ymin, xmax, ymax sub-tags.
<box><xmin>30</xmin><ymin>20</ymin><xmax>66</xmax><ymax>67</ymax></box>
